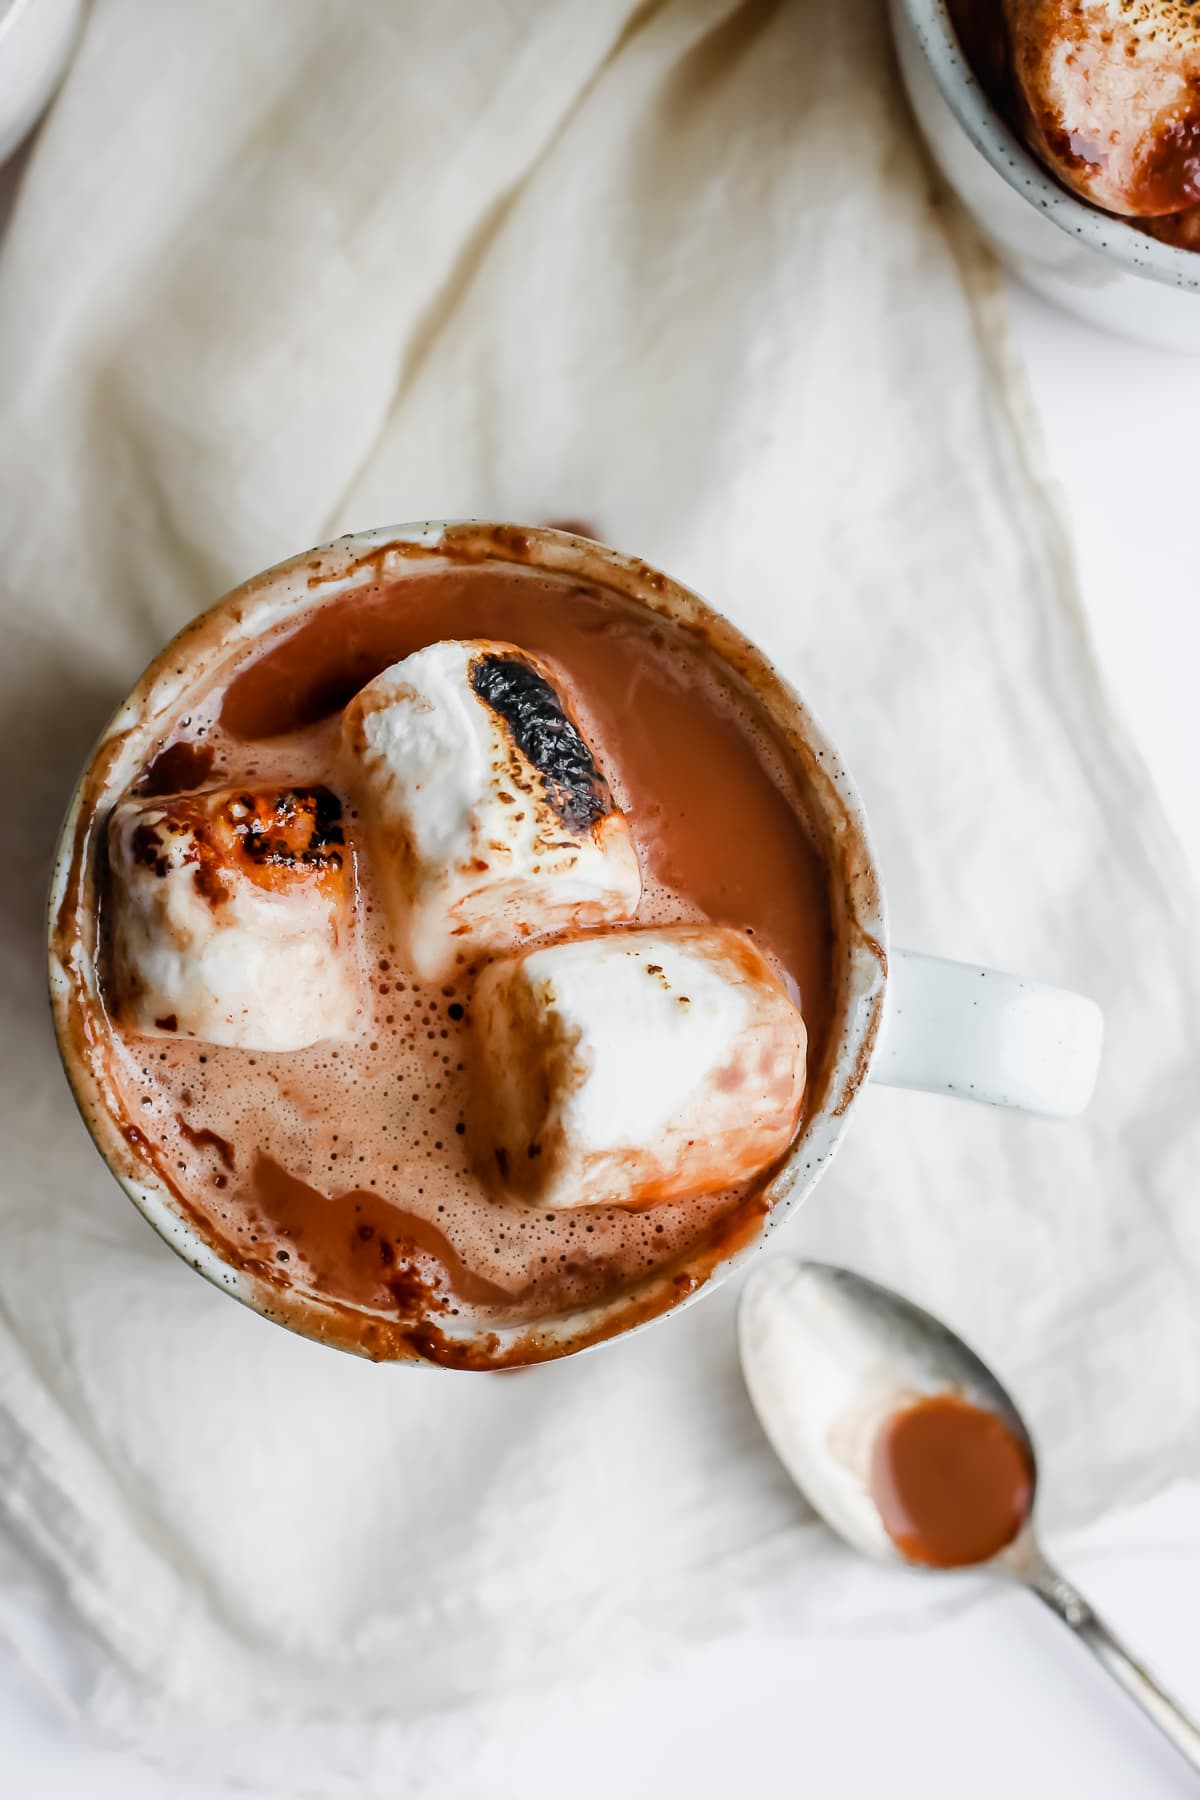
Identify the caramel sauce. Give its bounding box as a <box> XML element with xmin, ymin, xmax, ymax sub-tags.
<box><xmin>870</xmin><ymin>1393</ymin><xmax>1033</xmax><ymax>1568</ymax></box>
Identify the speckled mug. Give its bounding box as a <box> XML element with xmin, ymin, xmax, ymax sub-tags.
<box><xmin>891</xmin><ymin>0</ymin><xmax>1200</xmax><ymax>352</ymax></box>
<box><xmin>48</xmin><ymin>523</ymin><xmax>1104</xmax><ymax>1366</ymax></box>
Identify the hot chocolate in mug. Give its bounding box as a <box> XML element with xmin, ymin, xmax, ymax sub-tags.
<box><xmin>48</xmin><ymin>523</ymin><xmax>1103</xmax><ymax>1368</ymax></box>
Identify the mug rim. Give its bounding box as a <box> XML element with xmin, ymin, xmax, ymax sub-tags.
<box><xmin>895</xmin><ymin>0</ymin><xmax>1200</xmax><ymax>293</ymax></box>
<box><xmin>47</xmin><ymin>521</ymin><xmax>889</xmax><ymax>1368</ymax></box>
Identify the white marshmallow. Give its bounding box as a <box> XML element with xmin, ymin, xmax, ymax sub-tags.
<box><xmin>473</xmin><ymin>924</ymin><xmax>808</xmax><ymax>1208</ymax></box>
<box><xmin>341</xmin><ymin>639</ymin><xmax>641</xmax><ymax>981</ymax></box>
<box><xmin>106</xmin><ymin>786</ymin><xmax>359</xmax><ymax>1051</ymax></box>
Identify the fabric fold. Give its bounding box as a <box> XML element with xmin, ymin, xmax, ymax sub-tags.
<box><xmin>0</xmin><ymin>0</ymin><xmax>1196</xmax><ymax>1792</ymax></box>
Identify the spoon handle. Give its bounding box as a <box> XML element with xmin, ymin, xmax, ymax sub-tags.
<box><xmin>1026</xmin><ymin>1551</ymin><xmax>1200</xmax><ymax>1773</ymax></box>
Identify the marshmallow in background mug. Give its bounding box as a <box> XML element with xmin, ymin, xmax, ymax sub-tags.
<box><xmin>106</xmin><ymin>785</ymin><xmax>360</xmax><ymax>1050</ymax></box>
<box><xmin>341</xmin><ymin>639</ymin><xmax>642</xmax><ymax>980</ymax></box>
<box><xmin>473</xmin><ymin>923</ymin><xmax>808</xmax><ymax>1208</ymax></box>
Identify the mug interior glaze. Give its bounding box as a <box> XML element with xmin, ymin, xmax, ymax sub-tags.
<box><xmin>48</xmin><ymin>523</ymin><xmax>889</xmax><ymax>1367</ymax></box>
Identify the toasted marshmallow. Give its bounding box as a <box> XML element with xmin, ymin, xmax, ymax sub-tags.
<box><xmin>472</xmin><ymin>924</ymin><xmax>808</xmax><ymax>1208</ymax></box>
<box><xmin>340</xmin><ymin>640</ymin><xmax>641</xmax><ymax>981</ymax></box>
<box><xmin>1004</xmin><ymin>1</ymin><xmax>1200</xmax><ymax>216</ymax></box>
<box><xmin>106</xmin><ymin>786</ymin><xmax>359</xmax><ymax>1050</ymax></box>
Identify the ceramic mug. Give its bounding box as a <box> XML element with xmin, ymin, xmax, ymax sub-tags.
<box><xmin>48</xmin><ymin>523</ymin><xmax>1104</xmax><ymax>1365</ymax></box>
<box><xmin>890</xmin><ymin>0</ymin><xmax>1200</xmax><ymax>354</ymax></box>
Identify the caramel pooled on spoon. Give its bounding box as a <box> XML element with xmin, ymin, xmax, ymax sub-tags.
<box><xmin>869</xmin><ymin>1392</ymin><xmax>1034</xmax><ymax>1568</ymax></box>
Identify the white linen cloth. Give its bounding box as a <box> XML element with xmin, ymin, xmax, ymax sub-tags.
<box><xmin>1</xmin><ymin>0</ymin><xmax>1197</xmax><ymax>1792</ymax></box>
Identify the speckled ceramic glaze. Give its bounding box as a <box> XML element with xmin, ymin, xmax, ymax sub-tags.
<box><xmin>891</xmin><ymin>0</ymin><xmax>1200</xmax><ymax>351</ymax></box>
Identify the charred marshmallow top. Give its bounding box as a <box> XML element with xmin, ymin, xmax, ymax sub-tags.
<box><xmin>341</xmin><ymin>639</ymin><xmax>642</xmax><ymax>979</ymax></box>
<box><xmin>106</xmin><ymin>786</ymin><xmax>359</xmax><ymax>1051</ymax></box>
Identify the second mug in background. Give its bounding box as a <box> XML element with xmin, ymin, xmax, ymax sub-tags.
<box><xmin>891</xmin><ymin>0</ymin><xmax>1200</xmax><ymax>352</ymax></box>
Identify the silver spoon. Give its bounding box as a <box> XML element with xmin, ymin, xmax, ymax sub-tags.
<box><xmin>738</xmin><ymin>1256</ymin><xmax>1200</xmax><ymax>1775</ymax></box>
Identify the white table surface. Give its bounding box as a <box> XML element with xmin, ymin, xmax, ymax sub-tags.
<box><xmin>3</xmin><ymin>248</ymin><xmax>1199</xmax><ymax>1798</ymax></box>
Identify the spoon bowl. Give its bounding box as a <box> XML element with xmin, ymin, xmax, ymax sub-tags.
<box><xmin>738</xmin><ymin>1258</ymin><xmax>1037</xmax><ymax>1573</ymax></box>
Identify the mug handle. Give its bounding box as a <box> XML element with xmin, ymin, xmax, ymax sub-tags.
<box><xmin>871</xmin><ymin>948</ymin><xmax>1104</xmax><ymax>1119</ymax></box>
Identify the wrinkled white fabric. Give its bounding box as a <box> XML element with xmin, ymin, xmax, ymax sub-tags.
<box><xmin>0</xmin><ymin>0</ymin><xmax>1197</xmax><ymax>1793</ymax></box>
